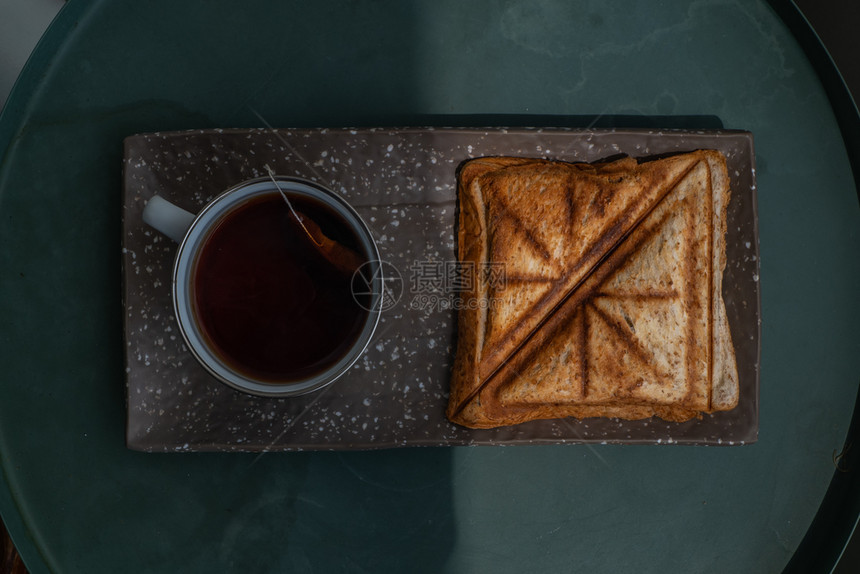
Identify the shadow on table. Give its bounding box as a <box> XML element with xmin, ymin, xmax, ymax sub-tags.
<box><xmin>205</xmin><ymin>449</ymin><xmax>457</xmax><ymax>573</ymax></box>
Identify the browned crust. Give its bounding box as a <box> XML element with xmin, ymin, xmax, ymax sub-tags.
<box><xmin>479</xmin><ymin>165</ymin><xmax>701</xmax><ymax>417</ymax></box>
<box><xmin>706</xmin><ymin>157</ymin><xmax>715</xmax><ymax>411</ymax></box>
<box><xmin>706</xmin><ymin>150</ymin><xmax>739</xmax><ymax>411</ymax></box>
<box><xmin>447</xmin><ymin>150</ymin><xmax>738</xmax><ymax>429</ymax></box>
<box><xmin>476</xmin><ymin>155</ymin><xmax>702</xmax><ymax>385</ymax></box>
<box><xmin>448</xmin><ymin>155</ymin><xmax>645</xmax><ymax>427</ymax></box>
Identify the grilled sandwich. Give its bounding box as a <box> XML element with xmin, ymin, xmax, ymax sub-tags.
<box><xmin>447</xmin><ymin>150</ymin><xmax>738</xmax><ymax>429</ymax></box>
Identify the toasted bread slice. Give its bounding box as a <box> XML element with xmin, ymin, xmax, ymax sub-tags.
<box><xmin>448</xmin><ymin>150</ymin><xmax>738</xmax><ymax>428</ymax></box>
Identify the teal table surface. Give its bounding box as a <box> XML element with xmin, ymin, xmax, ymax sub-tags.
<box><xmin>1</xmin><ymin>1</ymin><xmax>858</xmax><ymax>572</ymax></box>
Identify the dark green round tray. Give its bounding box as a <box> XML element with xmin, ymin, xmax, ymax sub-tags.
<box><xmin>0</xmin><ymin>1</ymin><xmax>858</xmax><ymax>572</ymax></box>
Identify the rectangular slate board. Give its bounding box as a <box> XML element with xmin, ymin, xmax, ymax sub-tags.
<box><xmin>122</xmin><ymin>127</ymin><xmax>759</xmax><ymax>451</ymax></box>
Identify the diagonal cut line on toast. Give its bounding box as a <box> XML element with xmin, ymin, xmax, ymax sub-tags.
<box><xmin>493</xmin><ymin>196</ymin><xmax>564</xmax><ymax>276</ymax></box>
<box><xmin>494</xmin><ymin>200</ymin><xmax>682</xmax><ymax>403</ymax></box>
<box><xmin>487</xmin><ymin>157</ymin><xmax>716</xmax><ymax>418</ymax></box>
<box><xmin>587</xmin><ymin>301</ymin><xmax>672</xmax><ymax>394</ymax></box>
<box><xmin>475</xmin><ymin>154</ymin><xmax>706</xmax><ymax>383</ymax></box>
<box><xmin>452</xmin><ymin>157</ymin><xmax>705</xmax><ymax>419</ymax></box>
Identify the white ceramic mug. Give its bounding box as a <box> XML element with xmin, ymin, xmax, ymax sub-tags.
<box><xmin>142</xmin><ymin>176</ymin><xmax>383</xmax><ymax>397</ymax></box>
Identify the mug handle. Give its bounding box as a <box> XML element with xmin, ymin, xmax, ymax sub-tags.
<box><xmin>142</xmin><ymin>196</ymin><xmax>196</xmax><ymax>243</ymax></box>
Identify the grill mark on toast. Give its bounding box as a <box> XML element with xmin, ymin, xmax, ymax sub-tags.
<box><xmin>504</xmin><ymin>275</ymin><xmax>562</xmax><ymax>283</ymax></box>
<box><xmin>590</xmin><ymin>303</ymin><xmax>669</xmax><ymax>389</ymax></box>
<box><xmin>580</xmin><ymin>307</ymin><xmax>589</xmax><ymax>397</ymax></box>
<box><xmin>494</xmin><ymin>196</ymin><xmax>559</xmax><ymax>267</ymax></box>
<box><xmin>453</xmin><ymin>160</ymin><xmax>701</xmax><ymax>418</ymax></box>
<box><xmin>565</xmin><ymin>180</ymin><xmax>578</xmax><ymax>241</ymax></box>
<box><xmin>683</xmin><ymin>192</ymin><xmax>696</xmax><ymax>407</ymax></box>
<box><xmin>503</xmin><ymin>399</ymin><xmax>701</xmax><ymax>414</ymax></box>
<box><xmin>490</xmin><ymin>203</ymin><xmax>677</xmax><ymax>391</ymax></box>
<box><xmin>592</xmin><ymin>289</ymin><xmax>679</xmax><ymax>300</ymax></box>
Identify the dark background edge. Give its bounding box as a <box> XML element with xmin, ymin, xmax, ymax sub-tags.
<box><xmin>774</xmin><ymin>1</ymin><xmax>860</xmax><ymax>574</ymax></box>
<box><xmin>1</xmin><ymin>1</ymin><xmax>859</xmax><ymax>573</ymax></box>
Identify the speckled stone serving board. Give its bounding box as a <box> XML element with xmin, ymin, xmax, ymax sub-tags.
<box><xmin>122</xmin><ymin>127</ymin><xmax>759</xmax><ymax>451</ymax></box>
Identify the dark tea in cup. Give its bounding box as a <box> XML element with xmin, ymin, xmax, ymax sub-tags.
<box><xmin>191</xmin><ymin>192</ymin><xmax>371</xmax><ymax>382</ymax></box>
<box><xmin>142</xmin><ymin>176</ymin><xmax>382</xmax><ymax>397</ymax></box>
